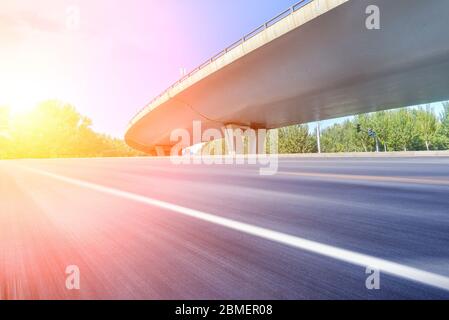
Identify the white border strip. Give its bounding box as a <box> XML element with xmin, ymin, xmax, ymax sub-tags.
<box><xmin>21</xmin><ymin>166</ymin><xmax>449</xmax><ymax>292</ymax></box>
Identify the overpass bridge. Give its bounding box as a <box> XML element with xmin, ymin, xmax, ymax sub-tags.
<box><xmin>125</xmin><ymin>0</ymin><xmax>449</xmax><ymax>155</ymax></box>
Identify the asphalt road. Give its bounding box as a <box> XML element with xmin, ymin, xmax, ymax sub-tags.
<box><xmin>1</xmin><ymin>156</ymin><xmax>449</xmax><ymax>299</ymax></box>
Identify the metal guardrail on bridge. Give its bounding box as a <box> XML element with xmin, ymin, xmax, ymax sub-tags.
<box><xmin>132</xmin><ymin>0</ymin><xmax>314</xmax><ymax>121</ymax></box>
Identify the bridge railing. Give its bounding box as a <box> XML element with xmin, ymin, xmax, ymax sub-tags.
<box><xmin>133</xmin><ymin>0</ymin><xmax>314</xmax><ymax>121</ymax></box>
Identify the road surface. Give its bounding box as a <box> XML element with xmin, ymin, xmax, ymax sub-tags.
<box><xmin>1</xmin><ymin>156</ymin><xmax>449</xmax><ymax>299</ymax></box>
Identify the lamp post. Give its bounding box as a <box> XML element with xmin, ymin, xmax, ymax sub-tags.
<box><xmin>316</xmin><ymin>122</ymin><xmax>321</xmax><ymax>154</ymax></box>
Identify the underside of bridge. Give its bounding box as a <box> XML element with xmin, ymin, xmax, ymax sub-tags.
<box><xmin>125</xmin><ymin>0</ymin><xmax>449</xmax><ymax>155</ymax></box>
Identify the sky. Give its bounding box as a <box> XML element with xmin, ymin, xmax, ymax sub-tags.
<box><xmin>1</xmin><ymin>0</ymin><xmax>447</xmax><ymax>138</ymax></box>
<box><xmin>0</xmin><ymin>0</ymin><xmax>299</xmax><ymax>137</ymax></box>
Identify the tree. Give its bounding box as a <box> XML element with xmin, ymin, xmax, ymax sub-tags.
<box><xmin>370</xmin><ymin>111</ymin><xmax>392</xmax><ymax>151</ymax></box>
<box><xmin>434</xmin><ymin>102</ymin><xmax>449</xmax><ymax>150</ymax></box>
<box><xmin>318</xmin><ymin>105</ymin><xmax>449</xmax><ymax>153</ymax></box>
<box><xmin>387</xmin><ymin>109</ymin><xmax>418</xmax><ymax>151</ymax></box>
<box><xmin>321</xmin><ymin>118</ymin><xmax>375</xmax><ymax>153</ymax></box>
<box><xmin>0</xmin><ymin>101</ymin><xmax>145</xmax><ymax>159</ymax></box>
<box><xmin>0</xmin><ymin>106</ymin><xmax>11</xmax><ymax>157</ymax></box>
<box><xmin>278</xmin><ymin>125</ymin><xmax>317</xmax><ymax>154</ymax></box>
<box><xmin>355</xmin><ymin>114</ymin><xmax>376</xmax><ymax>152</ymax></box>
<box><xmin>415</xmin><ymin>105</ymin><xmax>438</xmax><ymax>150</ymax></box>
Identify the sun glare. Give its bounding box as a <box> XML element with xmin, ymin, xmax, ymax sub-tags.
<box><xmin>0</xmin><ymin>73</ymin><xmax>58</xmax><ymax>115</ymax></box>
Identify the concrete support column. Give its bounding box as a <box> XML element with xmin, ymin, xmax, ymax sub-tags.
<box><xmin>248</xmin><ymin>130</ymin><xmax>257</xmax><ymax>155</ymax></box>
<box><xmin>247</xmin><ymin>129</ymin><xmax>267</xmax><ymax>154</ymax></box>
<box><xmin>316</xmin><ymin>121</ymin><xmax>321</xmax><ymax>154</ymax></box>
<box><xmin>153</xmin><ymin>145</ymin><xmax>177</xmax><ymax>157</ymax></box>
<box><xmin>224</xmin><ymin>124</ymin><xmax>247</xmax><ymax>155</ymax></box>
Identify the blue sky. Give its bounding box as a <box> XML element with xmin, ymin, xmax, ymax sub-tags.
<box><xmin>2</xmin><ymin>0</ymin><xmax>299</xmax><ymax>137</ymax></box>
<box><xmin>2</xmin><ymin>0</ymin><xmax>447</xmax><ymax>137</ymax></box>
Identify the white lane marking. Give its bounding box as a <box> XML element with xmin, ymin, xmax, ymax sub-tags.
<box><xmin>22</xmin><ymin>166</ymin><xmax>449</xmax><ymax>292</ymax></box>
<box><xmin>279</xmin><ymin>171</ymin><xmax>449</xmax><ymax>186</ymax></box>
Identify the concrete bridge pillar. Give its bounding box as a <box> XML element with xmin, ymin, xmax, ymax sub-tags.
<box><xmin>224</xmin><ymin>124</ymin><xmax>248</xmax><ymax>155</ymax></box>
<box><xmin>153</xmin><ymin>145</ymin><xmax>182</xmax><ymax>157</ymax></box>
<box><xmin>247</xmin><ymin>129</ymin><xmax>267</xmax><ymax>155</ymax></box>
<box><xmin>224</xmin><ymin>124</ymin><xmax>268</xmax><ymax>155</ymax></box>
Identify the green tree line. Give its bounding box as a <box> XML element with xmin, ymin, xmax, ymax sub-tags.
<box><xmin>202</xmin><ymin>103</ymin><xmax>449</xmax><ymax>155</ymax></box>
<box><xmin>319</xmin><ymin>104</ymin><xmax>449</xmax><ymax>153</ymax></box>
<box><xmin>2</xmin><ymin>101</ymin><xmax>449</xmax><ymax>159</ymax></box>
<box><xmin>0</xmin><ymin>101</ymin><xmax>145</xmax><ymax>159</ymax></box>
